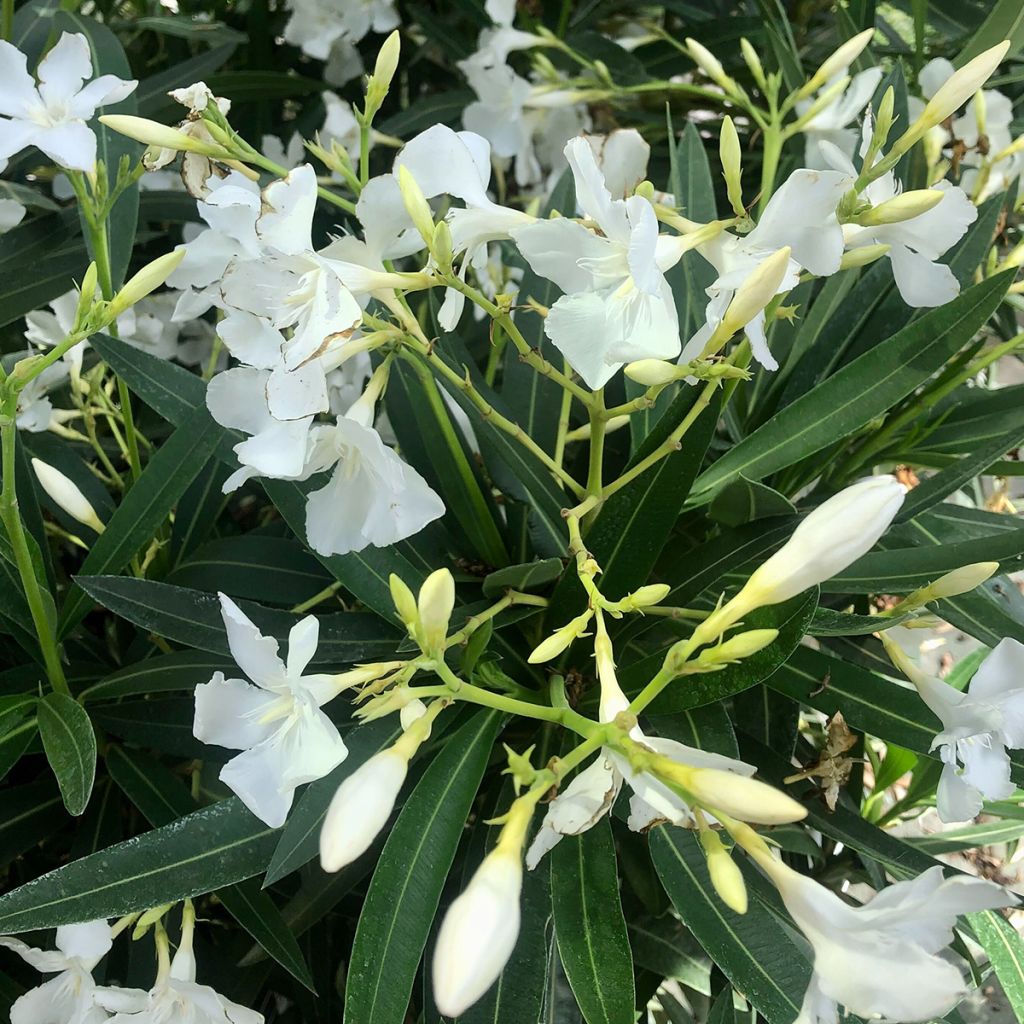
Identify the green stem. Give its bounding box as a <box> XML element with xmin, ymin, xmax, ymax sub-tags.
<box><xmin>583</xmin><ymin>389</ymin><xmax>606</xmax><ymax>528</ymax></box>
<box><xmin>2</xmin><ymin>0</ymin><xmax>12</xmax><ymax>40</ymax></box>
<box><xmin>0</xmin><ymin>402</ymin><xmax>69</xmax><ymax>694</ymax></box>
<box><xmin>601</xmin><ymin>378</ymin><xmax>719</xmax><ymax>502</ymax></box>
<box><xmin>758</xmin><ymin>121</ymin><xmax>783</xmax><ymax>214</ymax></box>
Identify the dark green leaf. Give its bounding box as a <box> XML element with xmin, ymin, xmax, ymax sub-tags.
<box><xmin>551</xmin><ymin>819</ymin><xmax>635</xmax><ymax>1024</ymax></box>
<box><xmin>483</xmin><ymin>558</ymin><xmax>564</xmax><ymax>598</ymax></box>
<box><xmin>37</xmin><ymin>692</ymin><xmax>96</xmax><ymax>816</ymax></box>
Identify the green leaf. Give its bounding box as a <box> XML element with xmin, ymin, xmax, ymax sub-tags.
<box><xmin>387</xmin><ymin>358</ymin><xmax>508</xmax><ymax>566</ymax></box>
<box><xmin>956</xmin><ymin>0</ymin><xmax>1024</xmax><ymax>62</ymax></box>
<box><xmin>37</xmin><ymin>692</ymin><xmax>96</xmax><ymax>816</ymax></box>
<box><xmin>483</xmin><ymin>558</ymin><xmax>563</xmax><ymax>598</ymax></box>
<box><xmin>82</xmin><ymin>650</ymin><xmax>230</xmax><ymax>702</ymax></box>
<box><xmin>73</xmin><ymin>576</ymin><xmax>399</xmax><ymax>663</ymax></box>
<box><xmin>344</xmin><ymin>711</ymin><xmax>501</xmax><ymax>1023</ymax></box>
<box><xmin>0</xmin><ymin>781</ymin><xmax>64</xmax><ymax>868</ymax></box>
<box><xmin>897</xmin><ymin>417</ymin><xmax>1024</xmax><ymax>522</ymax></box>
<box><xmin>59</xmin><ymin>409</ymin><xmax>225</xmax><ymax>634</ymax></box>
<box><xmin>105</xmin><ymin>745</ymin><xmax>315</xmax><ymax>991</ymax></box>
<box><xmin>628</xmin><ymin>916</ymin><xmax>711</xmax><ymax>993</ymax></box>
<box><xmin>92</xmin><ymin>697</ymin><xmax>207</xmax><ymax>757</ymax></box>
<box><xmin>709</xmin><ymin>475</ymin><xmax>796</xmax><ymax>527</ymax></box>
<box><xmin>971</xmin><ymin>908</ymin><xmax>1024</xmax><ymax>1019</ymax></box>
<box><xmin>136</xmin><ymin>43</ymin><xmax>238</xmax><ymax>116</ymax></box>
<box><xmin>826</xmin><ymin>524</ymin><xmax>1024</xmax><ymax>593</ymax></box>
<box><xmin>0</xmin><ymin>797</ymin><xmax>278</xmax><ymax>933</ymax></box>
<box><xmin>167</xmin><ymin>535</ymin><xmax>332</xmax><ymax>605</ymax></box>
<box><xmin>133</xmin><ymin>16</ymin><xmax>246</xmax><ymax>43</ymax></box>
<box><xmin>691</xmin><ymin>273</ymin><xmax>1012</xmax><ymax>501</ymax></box>
<box><xmin>651</xmin><ymin>828</ymin><xmax>810</xmax><ymax>1024</ymax></box>
<box><xmin>908</xmin><ymin>819</ymin><xmax>1024</xmax><ymax>854</ymax></box>
<box><xmin>0</xmin><ymin>718</ymin><xmax>37</xmax><ymax>785</ymax></box>
<box><xmin>264</xmin><ymin>716</ymin><xmax>404</xmax><ymax>883</ymax></box>
<box><xmin>550</xmin><ymin>819</ymin><xmax>635</xmax><ymax>1024</ymax></box>
<box><xmin>808</xmin><ymin>607</ymin><xmax>915</xmax><ymax>636</ymax></box>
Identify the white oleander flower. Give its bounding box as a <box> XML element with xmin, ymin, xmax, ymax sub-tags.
<box><xmin>219</xmin><ymin>164</ymin><xmax>363</xmax><ymax>369</ymax></box>
<box><xmin>14</xmin><ymin>356</ymin><xmax>72</xmax><ymax>433</ymax></box>
<box><xmin>261</xmin><ymin>131</ymin><xmax>305</xmax><ymax>171</ymax></box>
<box><xmin>824</xmin><ymin>120</ymin><xmax>977</xmax><ymax>307</ymax></box>
<box><xmin>890</xmin><ymin>637</ymin><xmax>1024</xmax><ymax>821</ymax></box>
<box><xmin>797</xmin><ymin>68</ymin><xmax>883</xmax><ymax>169</ymax></box>
<box><xmin>755</xmin><ymin>854</ymin><xmax>1016</xmax><ymax>1024</ymax></box>
<box><xmin>95</xmin><ymin>914</ymin><xmax>262</xmax><ymax>1024</ymax></box>
<box><xmin>283</xmin><ymin>0</ymin><xmax>399</xmax><ymax>60</ymax></box>
<box><xmin>511</xmin><ymin>136</ymin><xmax>684</xmax><ymax>388</ymax></box>
<box><xmin>0</xmin><ymin>920</ymin><xmax>112</xmax><ymax>1024</ymax></box>
<box><xmin>301</xmin><ymin>413</ymin><xmax>445</xmax><ymax>557</ymax></box>
<box><xmin>684</xmin><ymin>166</ymin><xmax>851</xmax><ymax>369</ymax></box>
<box><xmin>0</xmin><ymin>32</ymin><xmax>136</xmax><ymax>172</ymax></box>
<box><xmin>192</xmin><ymin>593</ymin><xmax>348</xmax><ymax>827</ymax></box>
<box><xmin>0</xmin><ymin>196</ymin><xmax>25</xmax><ymax>232</ymax></box>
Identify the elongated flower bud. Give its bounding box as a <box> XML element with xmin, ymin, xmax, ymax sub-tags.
<box><xmin>319</xmin><ymin>749</ymin><xmax>408</xmax><ymax>872</ymax></box>
<box><xmin>721</xmin><ymin>247</ymin><xmax>792</xmax><ymax>334</ymax></box>
<box><xmin>839</xmin><ymin>244</ymin><xmax>890</xmax><ymax>269</ymax></box>
<box><xmin>733</xmin><ymin>475</ymin><xmax>905</xmax><ymax>612</ymax></box>
<box><xmin>617</xmin><ymin>584</ymin><xmax>671</xmax><ymax>613</ymax></box>
<box><xmin>397</xmin><ymin>165</ymin><xmax>435</xmax><ymax>245</ymax></box>
<box><xmin>31</xmin><ymin>459</ymin><xmax>105</xmax><ymax>533</ymax></box>
<box><xmin>701</xmin><ymin>829</ymin><xmax>748</xmax><ymax>914</ymax></box>
<box><xmin>99</xmin><ymin>115</ymin><xmax>229</xmax><ymax>156</ymax></box>
<box><xmin>689</xmin><ymin>628</ymin><xmax>778</xmax><ymax>671</ymax></box>
<box><xmin>624</xmin><ymin>359</ymin><xmax>681</xmax><ymax>386</ymax></box>
<box><xmin>107</xmin><ymin>250</ymin><xmax>186</xmax><ymax>319</ymax></box>
<box><xmin>858</xmin><ymin>189</ymin><xmax>944</xmax><ymax>226</ymax></box>
<box><xmin>719</xmin><ymin>116</ymin><xmax>744</xmax><ymax>216</ymax></box>
<box><xmin>740</xmin><ymin>37</ymin><xmax>767</xmax><ymax>91</ymax></box>
<box><xmin>365</xmin><ymin>30</ymin><xmax>401</xmax><ymax>117</ymax></box>
<box><xmin>528</xmin><ymin>610</ymin><xmax>592</xmax><ymax>663</ymax></box>
<box><xmin>433</xmin><ymin>846</ymin><xmax>523</xmax><ymax>1016</ymax></box>
<box><xmin>389</xmin><ymin>573</ymin><xmax>419</xmax><ymax>635</ymax></box>
<box><xmin>921</xmin><ymin>42</ymin><xmax>1009</xmax><ymax>128</ymax></box>
<box><xmin>908</xmin><ymin>561</ymin><xmax>999</xmax><ymax>604</ymax></box>
<box><xmin>799</xmin><ymin>28</ymin><xmax>874</xmax><ymax>99</ymax></box>
<box><xmin>685</xmin><ymin>768</ymin><xmax>807</xmax><ymax>824</ymax></box>
<box><xmin>418</xmin><ymin>568</ymin><xmax>455</xmax><ymax>651</ymax></box>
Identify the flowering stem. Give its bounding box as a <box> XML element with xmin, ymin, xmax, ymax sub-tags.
<box><xmin>600</xmin><ymin>377</ymin><xmax>720</xmax><ymax>502</ymax></box>
<box><xmin>444</xmin><ymin>590</ymin><xmax>547</xmax><ymax>649</ymax></box>
<box><xmin>553</xmin><ymin>359</ymin><xmax>573</xmax><ymax>480</ymax></box>
<box><xmin>758</xmin><ymin>120</ymin><xmax>783</xmax><ymax>214</ymax></box>
<box><xmin>0</xmin><ymin>397</ymin><xmax>69</xmax><ymax>695</ymax></box>
<box><xmin>400</xmin><ymin>333</ymin><xmax>586</xmax><ymax>498</ymax></box>
<box><xmin>1</xmin><ymin>0</ymin><xmax>11</xmax><ymax>40</ymax></box>
<box><xmin>583</xmin><ymin>389</ymin><xmax>606</xmax><ymax>525</ymax></box>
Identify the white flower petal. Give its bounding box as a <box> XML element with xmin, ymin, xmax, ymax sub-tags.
<box><xmin>193</xmin><ymin>672</ymin><xmax>280</xmax><ymax>750</ymax></box>
<box><xmin>218</xmin><ymin>592</ymin><xmax>286</xmax><ymax>690</ymax></box>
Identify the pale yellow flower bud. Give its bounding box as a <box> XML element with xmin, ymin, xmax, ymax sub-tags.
<box><xmin>701</xmin><ymin>829</ymin><xmax>748</xmax><ymax>914</ymax></box>
<box><xmin>418</xmin><ymin>568</ymin><xmax>456</xmax><ymax>651</ymax></box>
<box><xmin>740</xmin><ymin>38</ymin><xmax>767</xmax><ymax>91</ymax></box>
<box><xmin>839</xmin><ymin>244</ymin><xmax>890</xmax><ymax>270</ymax></box>
<box><xmin>799</xmin><ymin>28</ymin><xmax>874</xmax><ymax>99</ymax></box>
<box><xmin>31</xmin><ymin>459</ymin><xmax>104</xmax><ymax>533</ymax></box>
<box><xmin>685</xmin><ymin>768</ymin><xmax>807</xmax><ymax>824</ymax></box>
<box><xmin>397</xmin><ymin>165</ymin><xmax>435</xmax><ymax>245</ymax></box>
<box><xmin>624</xmin><ymin>359</ymin><xmax>681</xmax><ymax>386</ymax></box>
<box><xmin>719</xmin><ymin>116</ymin><xmax>744</xmax><ymax>216</ymax></box>
<box><xmin>389</xmin><ymin>573</ymin><xmax>419</xmax><ymax>633</ymax></box>
<box><xmin>528</xmin><ymin>611</ymin><xmax>592</xmax><ymax>664</ymax></box>
<box><xmin>684</xmin><ymin>38</ymin><xmax>733</xmax><ymax>92</ymax></box>
<box><xmin>99</xmin><ymin>115</ymin><xmax>228</xmax><ymax>156</ymax></box>
<box><xmin>697</xmin><ymin>628</ymin><xmax>779</xmax><ymax>667</ymax></box>
<box><xmin>107</xmin><ymin>250</ymin><xmax>186</xmax><ymax>319</ymax></box>
<box><xmin>721</xmin><ymin>246</ymin><xmax>792</xmax><ymax>335</ymax></box>
<box><xmin>917</xmin><ymin>561</ymin><xmax>999</xmax><ymax>601</ymax></box>
<box><xmin>922</xmin><ymin>42</ymin><xmax>1009</xmax><ymax>128</ymax></box>
<box><xmin>858</xmin><ymin>189</ymin><xmax>944</xmax><ymax>226</ymax></box>
<box><xmin>619</xmin><ymin>584</ymin><xmax>672</xmax><ymax>612</ymax></box>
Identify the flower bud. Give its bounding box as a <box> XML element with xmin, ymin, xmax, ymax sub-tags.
<box><xmin>839</xmin><ymin>244</ymin><xmax>890</xmax><ymax>270</ymax></box>
<box><xmin>734</xmin><ymin>475</ymin><xmax>905</xmax><ymax>611</ymax></box>
<box><xmin>857</xmin><ymin>189</ymin><xmax>944</xmax><ymax>226</ymax></box>
<box><xmin>432</xmin><ymin>846</ymin><xmax>523</xmax><ymax>1017</ymax></box>
<box><xmin>691</xmin><ymin>628</ymin><xmax>778</xmax><ymax>670</ymax></box>
<box><xmin>418</xmin><ymin>568</ymin><xmax>455</xmax><ymax>651</ymax></box>
<box><xmin>684</xmin><ymin>768</ymin><xmax>807</xmax><ymax>824</ymax></box>
<box><xmin>319</xmin><ymin>749</ymin><xmax>408</xmax><ymax>872</ymax></box>
<box><xmin>332</xmin><ymin>661</ymin><xmax>406</xmax><ymax>692</ymax></box>
<box><xmin>916</xmin><ymin>561</ymin><xmax>999</xmax><ymax>601</ymax></box>
<box><xmin>389</xmin><ymin>573</ymin><xmax>419</xmax><ymax>634</ymax></box>
<box><xmin>431</xmin><ymin>220</ymin><xmax>453</xmax><ymax>274</ymax></box>
<box><xmin>99</xmin><ymin>115</ymin><xmax>228</xmax><ymax>156</ymax></box>
<box><xmin>701</xmin><ymin>829</ymin><xmax>748</xmax><ymax>914</ymax></box>
<box><xmin>617</xmin><ymin>584</ymin><xmax>671</xmax><ymax>613</ymax></box>
<box><xmin>685</xmin><ymin>38</ymin><xmax>730</xmax><ymax>90</ymax></box>
<box><xmin>528</xmin><ymin>611</ymin><xmax>592</xmax><ymax>664</ymax></box>
<box><xmin>397</xmin><ymin>165</ymin><xmax>435</xmax><ymax>246</ymax></box>
<box><xmin>31</xmin><ymin>459</ymin><xmax>104</xmax><ymax>533</ymax></box>
<box><xmin>719</xmin><ymin>116</ymin><xmax>744</xmax><ymax>216</ymax></box>
<box><xmin>624</xmin><ymin>359</ymin><xmax>681</xmax><ymax>386</ymax></box>
<box><xmin>740</xmin><ymin>37</ymin><xmax>767</xmax><ymax>91</ymax></box>
<box><xmin>365</xmin><ymin>30</ymin><xmax>401</xmax><ymax>116</ymax></box>
<box><xmin>721</xmin><ymin>246</ymin><xmax>792</xmax><ymax>335</ymax></box>
<box><xmin>921</xmin><ymin>42</ymin><xmax>1009</xmax><ymax>128</ymax></box>
<box><xmin>107</xmin><ymin>250</ymin><xmax>186</xmax><ymax>319</ymax></box>
<box><xmin>799</xmin><ymin>28</ymin><xmax>874</xmax><ymax>99</ymax></box>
